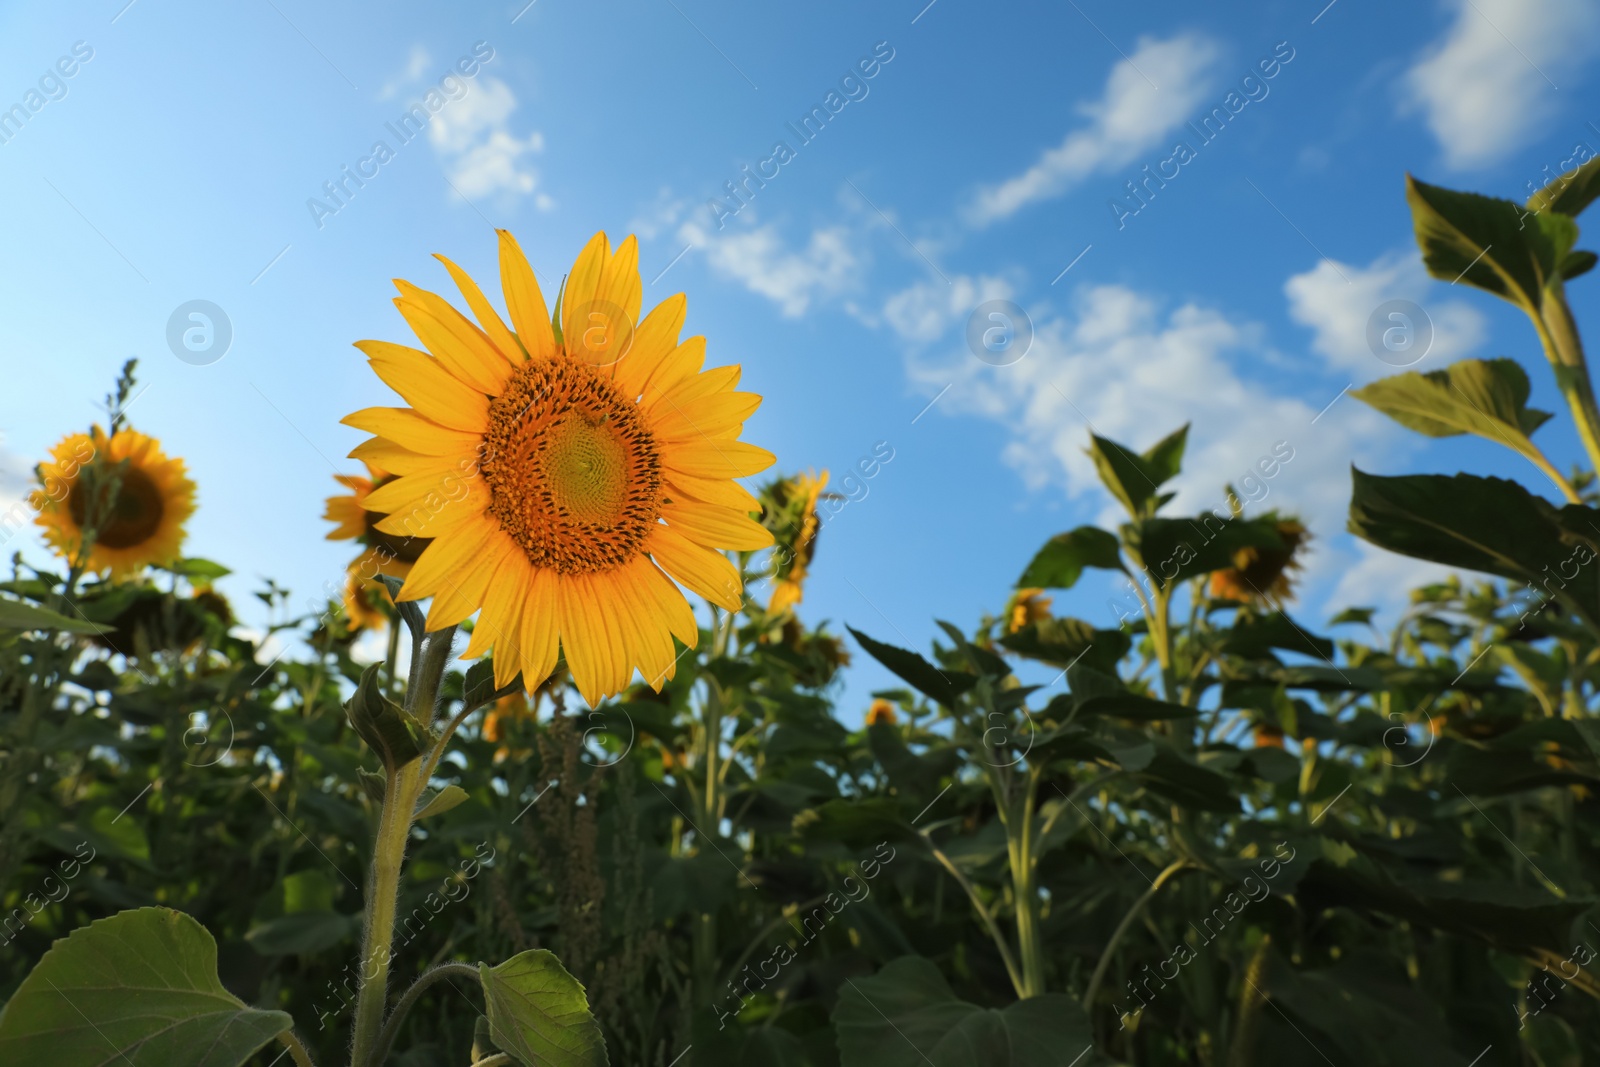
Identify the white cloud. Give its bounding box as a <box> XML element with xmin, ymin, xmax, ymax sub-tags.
<box><xmin>900</xmin><ymin>280</ymin><xmax>1400</xmax><ymax>571</ymax></box>
<box><xmin>679</xmin><ymin>218</ymin><xmax>860</xmax><ymax>317</ymax></box>
<box><xmin>1403</xmin><ymin>0</ymin><xmax>1598</xmax><ymax>170</ymax></box>
<box><xmin>1284</xmin><ymin>250</ymin><xmax>1486</xmax><ymax>379</ymax></box>
<box><xmin>379</xmin><ymin>46</ymin><xmax>432</xmax><ymax>101</ymax></box>
<box><xmin>883</xmin><ymin>274</ymin><xmax>1015</xmax><ymax>343</ymax></box>
<box><xmin>428</xmin><ymin>78</ymin><xmax>520</xmax><ymax>154</ymax></box>
<box><xmin>966</xmin><ymin>34</ymin><xmax>1220</xmax><ymax>225</ymax></box>
<box><xmin>425</xmin><ymin>78</ymin><xmax>546</xmax><ymax>202</ymax></box>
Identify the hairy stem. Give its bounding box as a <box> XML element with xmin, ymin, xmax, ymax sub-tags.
<box><xmin>368</xmin><ymin>962</ymin><xmax>481</xmax><ymax>1067</ymax></box>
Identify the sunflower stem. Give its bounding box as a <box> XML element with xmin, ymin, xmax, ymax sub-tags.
<box><xmin>349</xmin><ymin>625</ymin><xmax>456</xmax><ymax>1067</ymax></box>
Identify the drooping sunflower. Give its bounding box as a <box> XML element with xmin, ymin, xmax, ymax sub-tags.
<box><xmin>32</xmin><ymin>426</ymin><xmax>195</xmax><ymax>580</ymax></box>
<box><xmin>345</xmin><ymin>230</ymin><xmax>775</xmax><ymax>703</ymax></box>
<box><xmin>1004</xmin><ymin>587</ymin><xmax>1053</xmax><ymax>634</ymax></box>
<box><xmin>1209</xmin><ymin>518</ymin><xmax>1309</xmax><ymax>605</ymax></box>
<box><xmin>766</xmin><ymin>469</ymin><xmax>828</xmax><ymax>616</ymax></box>
<box><xmin>323</xmin><ymin>462</ymin><xmax>431</xmax><ymax>629</ymax></box>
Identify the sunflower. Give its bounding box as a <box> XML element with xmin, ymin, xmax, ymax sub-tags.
<box><xmin>324</xmin><ymin>463</ymin><xmax>431</xmax><ymax>629</ymax></box>
<box><xmin>866</xmin><ymin>699</ymin><xmax>899</xmax><ymax>727</ymax></box>
<box><xmin>1004</xmin><ymin>587</ymin><xmax>1053</xmax><ymax>634</ymax></box>
<box><xmin>32</xmin><ymin>426</ymin><xmax>195</xmax><ymax>580</ymax></box>
<box><xmin>345</xmin><ymin>231</ymin><xmax>775</xmax><ymax>703</ymax></box>
<box><xmin>1209</xmin><ymin>518</ymin><xmax>1309</xmax><ymax>605</ymax></box>
<box><xmin>766</xmin><ymin>470</ymin><xmax>828</xmax><ymax>616</ymax></box>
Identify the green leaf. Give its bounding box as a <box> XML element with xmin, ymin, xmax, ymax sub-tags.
<box><xmin>1016</xmin><ymin>526</ymin><xmax>1123</xmax><ymax>589</ymax></box>
<box><xmin>1223</xmin><ymin>611</ymin><xmax>1335</xmax><ymax>661</ymax></box>
<box><xmin>1126</xmin><ymin>514</ymin><xmax>1286</xmax><ymax>589</ymax></box>
<box><xmin>464</xmin><ymin>659</ymin><xmax>500</xmax><ymax>708</ymax></box>
<box><xmin>415</xmin><ymin>784</ymin><xmax>470</xmax><ymax>821</ymax></box>
<box><xmin>158</xmin><ymin>558</ymin><xmax>232</xmax><ymax>583</ymax></box>
<box><xmin>834</xmin><ymin>956</ymin><xmax>1092</xmax><ymax>1067</ymax></box>
<box><xmin>847</xmin><ymin>627</ymin><xmax>977</xmax><ymax>708</ymax></box>
<box><xmin>345</xmin><ymin>663</ymin><xmax>425</xmax><ymax>771</ymax></box>
<box><xmin>0</xmin><ymin>597</ymin><xmax>107</xmax><ymax>635</ymax></box>
<box><xmin>1527</xmin><ymin>153</ymin><xmax>1600</xmax><ymax>218</ymax></box>
<box><xmin>245</xmin><ymin>911</ymin><xmax>354</xmax><ymax>956</ymax></box>
<box><xmin>1087</xmin><ymin>425</ymin><xmax>1188</xmax><ymax>519</ymax></box>
<box><xmin>479</xmin><ymin>949</ymin><xmax>608</xmax><ymax>1067</ymax></box>
<box><xmin>0</xmin><ymin>907</ymin><xmax>293</xmax><ymax>1066</ymax></box>
<box><xmin>1351</xmin><ymin>358</ymin><xmax>1553</xmax><ymax>459</ymax></box>
<box><xmin>1347</xmin><ymin>469</ymin><xmax>1600</xmax><ymax>628</ymax></box>
<box><xmin>1406</xmin><ymin>174</ymin><xmax>1577</xmax><ymax>309</ymax></box>
<box><xmin>999</xmin><ymin>616</ymin><xmax>1131</xmax><ymax>674</ymax></box>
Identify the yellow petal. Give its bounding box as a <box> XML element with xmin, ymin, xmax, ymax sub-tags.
<box><xmin>614</xmin><ymin>293</ymin><xmax>687</xmax><ymax>398</ymax></box>
<box><xmin>666</xmin><ymin>472</ymin><xmax>762</xmax><ymax>513</ymax></box>
<box><xmin>357</xmin><ymin>340</ymin><xmax>489</xmax><ymax>433</ymax></box>
<box><xmin>664</xmin><ymin>440</ymin><xmax>776</xmax><ymax>480</ymax></box>
<box><xmin>556</xmin><ymin>575</ymin><xmax>604</xmax><ymax>704</ymax></box>
<box><xmin>396</xmin><ymin>520</ymin><xmax>497</xmax><ymax>607</ymax></box>
<box><xmin>519</xmin><ymin>566</ymin><xmax>561</xmax><ymax>691</ymax></box>
<box><xmin>498</xmin><ymin>229</ymin><xmax>557</xmax><ymax>361</ymax></box>
<box><xmin>393</xmin><ymin>283</ymin><xmax>513</xmax><ymax>395</ymax></box>
<box><xmin>342</xmin><ymin>407</ymin><xmax>482</xmax><ymax>457</ymax></box>
<box><xmin>652</xmin><ymin>391</ymin><xmax>762</xmax><ymax>443</ymax></box>
<box><xmin>647</xmin><ymin>364</ymin><xmax>742</xmax><ymax>414</ymax></box>
<box><xmin>560</xmin><ymin>232</ymin><xmax>610</xmax><ymax>358</ymax></box>
<box><xmin>434</xmin><ymin>253</ymin><xmax>523</xmax><ymax>365</ymax></box>
<box><xmin>464</xmin><ymin>549</ymin><xmax>527</xmax><ymax>661</ymax></box>
<box><xmin>424</xmin><ymin>529</ymin><xmax>506</xmax><ymax>629</ymax></box>
<box><xmin>635</xmin><ymin>558</ymin><xmax>699</xmax><ymax>648</ymax></box>
<box><xmin>662</xmin><ymin>500</ymin><xmax>774</xmax><ymax>551</ymax></box>
<box><xmin>566</xmin><ymin>235</ymin><xmax>642</xmax><ymax>367</ymax></box>
<box><xmin>648</xmin><ymin>525</ymin><xmax>742</xmax><ymax>611</ymax></box>
<box><xmin>641</xmin><ymin>336</ymin><xmax>705</xmax><ymax>403</ymax></box>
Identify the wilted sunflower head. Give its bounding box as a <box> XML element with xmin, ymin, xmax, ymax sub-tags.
<box><xmin>866</xmin><ymin>699</ymin><xmax>899</xmax><ymax>727</ymax></box>
<box><xmin>344</xmin><ymin>230</ymin><xmax>775</xmax><ymax>704</ymax></box>
<box><xmin>32</xmin><ymin>426</ymin><xmax>196</xmax><ymax>581</ymax></box>
<box><xmin>1004</xmin><ymin>587</ymin><xmax>1053</xmax><ymax>634</ymax></box>
<box><xmin>1209</xmin><ymin>518</ymin><xmax>1309</xmax><ymax>605</ymax></box>
<box><xmin>762</xmin><ymin>469</ymin><xmax>829</xmax><ymax>616</ymax></box>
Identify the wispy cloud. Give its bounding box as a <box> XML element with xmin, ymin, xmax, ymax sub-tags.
<box><xmin>965</xmin><ymin>33</ymin><xmax>1220</xmax><ymax>226</ymax></box>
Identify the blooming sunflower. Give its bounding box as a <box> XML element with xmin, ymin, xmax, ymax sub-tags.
<box><xmin>32</xmin><ymin>426</ymin><xmax>195</xmax><ymax>580</ymax></box>
<box><xmin>345</xmin><ymin>230</ymin><xmax>775</xmax><ymax>703</ymax></box>
<box><xmin>767</xmin><ymin>470</ymin><xmax>827</xmax><ymax>616</ymax></box>
<box><xmin>324</xmin><ymin>463</ymin><xmax>431</xmax><ymax>628</ymax></box>
<box><xmin>1209</xmin><ymin>518</ymin><xmax>1309</xmax><ymax>605</ymax></box>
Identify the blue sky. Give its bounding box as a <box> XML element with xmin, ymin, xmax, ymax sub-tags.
<box><xmin>1</xmin><ymin>0</ymin><xmax>1597</xmax><ymax>712</ymax></box>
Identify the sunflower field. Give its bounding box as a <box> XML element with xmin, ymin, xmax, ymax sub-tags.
<box><xmin>5</xmin><ymin>149</ymin><xmax>1600</xmax><ymax>1067</ymax></box>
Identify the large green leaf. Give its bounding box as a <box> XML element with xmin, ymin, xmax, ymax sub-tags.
<box><xmin>1087</xmin><ymin>425</ymin><xmax>1188</xmax><ymax>519</ymax></box>
<box><xmin>1406</xmin><ymin>174</ymin><xmax>1578</xmax><ymax>309</ymax></box>
<box><xmin>834</xmin><ymin>956</ymin><xmax>1092</xmax><ymax>1067</ymax></box>
<box><xmin>847</xmin><ymin>627</ymin><xmax>977</xmax><ymax>708</ymax></box>
<box><xmin>480</xmin><ymin>949</ymin><xmax>608</xmax><ymax>1067</ymax></box>
<box><xmin>1351</xmin><ymin>359</ymin><xmax>1553</xmax><ymax>462</ymax></box>
<box><xmin>0</xmin><ymin>907</ymin><xmax>293</xmax><ymax>1067</ymax></box>
<box><xmin>1347</xmin><ymin>469</ymin><xmax>1600</xmax><ymax>628</ymax></box>
<box><xmin>1015</xmin><ymin>526</ymin><xmax>1123</xmax><ymax>589</ymax></box>
<box><xmin>0</xmin><ymin>597</ymin><xmax>107</xmax><ymax>635</ymax></box>
<box><xmin>1528</xmin><ymin>153</ymin><xmax>1600</xmax><ymax>218</ymax></box>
